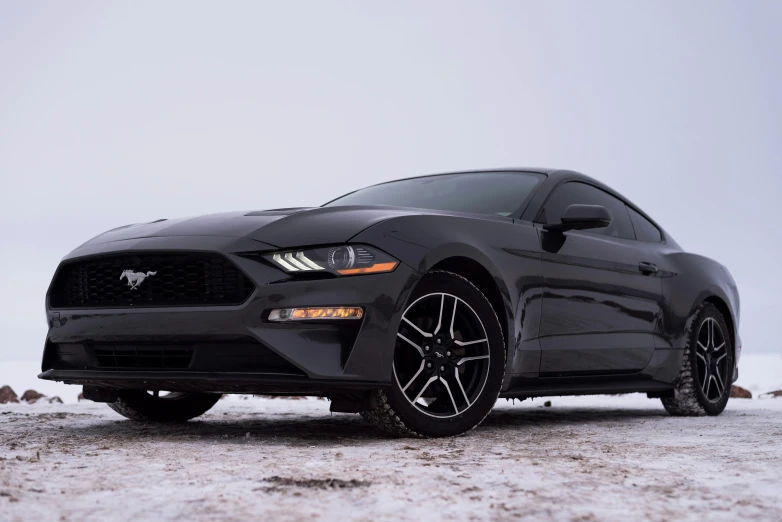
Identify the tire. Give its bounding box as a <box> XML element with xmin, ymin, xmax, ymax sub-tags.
<box><xmin>361</xmin><ymin>270</ymin><xmax>506</xmax><ymax>437</ymax></box>
<box><xmin>661</xmin><ymin>303</ymin><xmax>734</xmax><ymax>416</ymax></box>
<box><xmin>108</xmin><ymin>390</ymin><xmax>222</xmax><ymax>422</ymax></box>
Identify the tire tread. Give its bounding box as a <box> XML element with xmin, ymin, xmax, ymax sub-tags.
<box><xmin>108</xmin><ymin>391</ymin><xmax>221</xmax><ymax>422</ymax></box>
<box><xmin>661</xmin><ymin>303</ymin><xmax>731</xmax><ymax>416</ymax></box>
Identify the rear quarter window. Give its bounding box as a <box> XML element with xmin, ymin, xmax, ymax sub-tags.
<box><xmin>627</xmin><ymin>206</ymin><xmax>662</xmax><ymax>242</ymax></box>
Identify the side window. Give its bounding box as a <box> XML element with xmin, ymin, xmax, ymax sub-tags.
<box><xmin>541</xmin><ymin>182</ymin><xmax>635</xmax><ymax>240</ymax></box>
<box><xmin>627</xmin><ymin>206</ymin><xmax>662</xmax><ymax>242</ymax></box>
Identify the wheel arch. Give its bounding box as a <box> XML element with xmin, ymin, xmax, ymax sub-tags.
<box><xmin>701</xmin><ymin>295</ymin><xmax>736</xmax><ymax>357</ymax></box>
<box><xmin>682</xmin><ymin>291</ymin><xmax>738</xmax><ymax>367</ymax></box>
<box><xmin>429</xmin><ymin>256</ymin><xmax>509</xmax><ymax>349</ymax></box>
<box><xmin>662</xmin><ymin>252</ymin><xmax>741</xmax><ymax>361</ymax></box>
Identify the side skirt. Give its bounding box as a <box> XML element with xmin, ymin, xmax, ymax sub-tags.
<box><xmin>499</xmin><ymin>379</ymin><xmax>673</xmax><ymax>400</ymax></box>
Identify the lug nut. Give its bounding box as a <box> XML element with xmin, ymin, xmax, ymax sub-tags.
<box><xmin>446</xmin><ymin>350</ymin><xmax>451</xmax><ymax>357</ymax></box>
<box><xmin>436</xmin><ymin>338</ymin><xmax>443</xmax><ymax>345</ymax></box>
<box><xmin>424</xmin><ymin>345</ymin><xmax>430</xmax><ymax>353</ymax></box>
<box><xmin>440</xmin><ymin>365</ymin><xmax>445</xmax><ymax>372</ymax></box>
<box><xmin>426</xmin><ymin>362</ymin><xmax>433</xmax><ymax>369</ymax></box>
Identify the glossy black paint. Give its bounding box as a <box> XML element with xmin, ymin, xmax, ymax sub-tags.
<box><xmin>40</xmin><ymin>168</ymin><xmax>741</xmax><ymax>399</ymax></box>
<box><xmin>536</xmin><ymin>227</ymin><xmax>663</xmax><ymax>375</ymax></box>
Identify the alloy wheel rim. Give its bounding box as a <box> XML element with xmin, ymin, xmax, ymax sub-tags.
<box><xmin>392</xmin><ymin>292</ymin><xmax>491</xmax><ymax>418</ymax></box>
<box><xmin>695</xmin><ymin>317</ymin><xmax>729</xmax><ymax>402</ymax></box>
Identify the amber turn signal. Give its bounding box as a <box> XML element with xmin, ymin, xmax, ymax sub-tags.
<box><xmin>336</xmin><ymin>261</ymin><xmax>398</xmax><ymax>275</ymax></box>
<box><xmin>268</xmin><ymin>307</ymin><xmax>364</xmax><ymax>322</ymax></box>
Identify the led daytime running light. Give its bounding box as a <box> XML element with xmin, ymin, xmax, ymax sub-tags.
<box><xmin>267</xmin><ymin>245</ymin><xmax>398</xmax><ymax>276</ymax></box>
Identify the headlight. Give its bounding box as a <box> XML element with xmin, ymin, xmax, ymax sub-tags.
<box><xmin>266</xmin><ymin>245</ymin><xmax>398</xmax><ymax>276</ymax></box>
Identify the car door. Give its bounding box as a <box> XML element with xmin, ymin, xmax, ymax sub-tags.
<box><xmin>536</xmin><ymin>182</ymin><xmax>664</xmax><ymax>375</ymax></box>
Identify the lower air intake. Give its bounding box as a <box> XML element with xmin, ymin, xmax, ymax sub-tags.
<box><xmin>94</xmin><ymin>347</ymin><xmax>193</xmax><ymax>369</ymax></box>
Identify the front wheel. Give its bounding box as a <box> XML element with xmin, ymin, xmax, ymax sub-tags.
<box><xmin>662</xmin><ymin>303</ymin><xmax>734</xmax><ymax>416</ymax></box>
<box><xmin>361</xmin><ymin>271</ymin><xmax>506</xmax><ymax>437</ymax></box>
<box><xmin>108</xmin><ymin>390</ymin><xmax>222</xmax><ymax>422</ymax></box>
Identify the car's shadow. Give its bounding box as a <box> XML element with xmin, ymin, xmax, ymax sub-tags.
<box><xmin>56</xmin><ymin>402</ymin><xmax>672</xmax><ymax>445</ymax></box>
<box><xmin>484</xmin><ymin>404</ymin><xmax>667</xmax><ymax>428</ymax></box>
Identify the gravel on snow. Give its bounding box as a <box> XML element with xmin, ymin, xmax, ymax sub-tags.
<box><xmin>1</xmin><ymin>395</ymin><xmax>781</xmax><ymax>522</ymax></box>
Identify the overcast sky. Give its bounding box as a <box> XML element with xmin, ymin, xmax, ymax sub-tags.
<box><xmin>1</xmin><ymin>1</ymin><xmax>780</xmax><ymax>361</ymax></box>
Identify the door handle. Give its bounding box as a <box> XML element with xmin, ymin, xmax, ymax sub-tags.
<box><xmin>638</xmin><ymin>262</ymin><xmax>659</xmax><ymax>275</ymax></box>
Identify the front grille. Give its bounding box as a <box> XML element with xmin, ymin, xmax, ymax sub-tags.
<box><xmin>94</xmin><ymin>346</ymin><xmax>193</xmax><ymax>369</ymax></box>
<box><xmin>50</xmin><ymin>252</ymin><xmax>254</xmax><ymax>308</ymax></box>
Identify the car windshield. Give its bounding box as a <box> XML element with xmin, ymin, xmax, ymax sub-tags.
<box><xmin>323</xmin><ymin>172</ymin><xmax>545</xmax><ymax>217</ymax></box>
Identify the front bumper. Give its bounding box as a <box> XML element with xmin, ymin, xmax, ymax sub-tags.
<box><xmin>41</xmin><ymin>235</ymin><xmax>419</xmax><ymax>393</ymax></box>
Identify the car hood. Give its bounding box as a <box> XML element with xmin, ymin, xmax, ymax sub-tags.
<box><xmin>80</xmin><ymin>206</ymin><xmax>422</xmax><ymax>249</ymax></box>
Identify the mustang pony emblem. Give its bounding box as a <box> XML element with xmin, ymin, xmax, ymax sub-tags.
<box><xmin>120</xmin><ymin>269</ymin><xmax>157</xmax><ymax>290</ymax></box>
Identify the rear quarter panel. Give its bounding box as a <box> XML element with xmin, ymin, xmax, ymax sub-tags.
<box><xmin>658</xmin><ymin>251</ymin><xmax>741</xmax><ymax>360</ymax></box>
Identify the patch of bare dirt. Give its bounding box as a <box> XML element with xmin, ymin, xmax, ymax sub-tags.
<box><xmin>730</xmin><ymin>385</ymin><xmax>752</xmax><ymax>398</ymax></box>
<box><xmin>257</xmin><ymin>476</ymin><xmax>372</xmax><ymax>493</ymax></box>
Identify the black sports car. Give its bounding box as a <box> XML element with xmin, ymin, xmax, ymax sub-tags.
<box><xmin>41</xmin><ymin>169</ymin><xmax>741</xmax><ymax>437</ymax></box>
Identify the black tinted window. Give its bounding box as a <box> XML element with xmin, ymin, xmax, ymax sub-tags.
<box><xmin>542</xmin><ymin>182</ymin><xmax>635</xmax><ymax>240</ymax></box>
<box><xmin>627</xmin><ymin>206</ymin><xmax>662</xmax><ymax>242</ymax></box>
<box><xmin>324</xmin><ymin>172</ymin><xmax>544</xmax><ymax>217</ymax></box>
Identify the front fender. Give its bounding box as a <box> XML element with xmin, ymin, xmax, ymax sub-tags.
<box><xmin>352</xmin><ymin>214</ymin><xmax>544</xmax><ymax>382</ymax></box>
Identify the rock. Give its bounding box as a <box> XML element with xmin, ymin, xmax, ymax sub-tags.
<box><xmin>77</xmin><ymin>392</ymin><xmax>84</xmax><ymax>402</ymax></box>
<box><xmin>544</xmin><ymin>401</ymin><xmax>552</xmax><ymax>407</ymax></box>
<box><xmin>0</xmin><ymin>385</ymin><xmax>19</xmax><ymax>404</ymax></box>
<box><xmin>730</xmin><ymin>385</ymin><xmax>752</xmax><ymax>399</ymax></box>
<box><xmin>21</xmin><ymin>390</ymin><xmax>46</xmax><ymax>404</ymax></box>
<box><xmin>762</xmin><ymin>390</ymin><xmax>782</xmax><ymax>398</ymax></box>
<box><xmin>48</xmin><ymin>396</ymin><xmax>63</xmax><ymax>404</ymax></box>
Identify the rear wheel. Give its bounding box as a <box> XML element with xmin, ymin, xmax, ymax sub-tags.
<box><xmin>662</xmin><ymin>303</ymin><xmax>733</xmax><ymax>416</ymax></box>
<box><xmin>108</xmin><ymin>390</ymin><xmax>221</xmax><ymax>422</ymax></box>
<box><xmin>361</xmin><ymin>271</ymin><xmax>505</xmax><ymax>437</ymax></box>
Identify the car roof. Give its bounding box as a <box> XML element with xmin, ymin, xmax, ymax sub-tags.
<box><xmin>429</xmin><ymin>168</ymin><xmax>603</xmax><ymax>180</ymax></box>
<box><xmin>408</xmin><ymin>167</ymin><xmax>555</xmax><ymax>177</ymax></box>
<box><xmin>399</xmin><ymin>168</ymin><xmax>609</xmax><ymax>194</ymax></box>
<box><xmin>396</xmin><ymin>167</ymin><xmax>597</xmax><ymax>182</ymax></box>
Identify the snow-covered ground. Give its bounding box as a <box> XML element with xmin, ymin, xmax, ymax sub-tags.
<box><xmin>2</xmin><ymin>395</ymin><xmax>782</xmax><ymax>521</ymax></box>
<box><xmin>1</xmin><ymin>354</ymin><xmax>782</xmax><ymax>521</ymax></box>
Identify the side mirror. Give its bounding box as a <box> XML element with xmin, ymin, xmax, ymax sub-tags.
<box><xmin>544</xmin><ymin>204</ymin><xmax>611</xmax><ymax>232</ymax></box>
